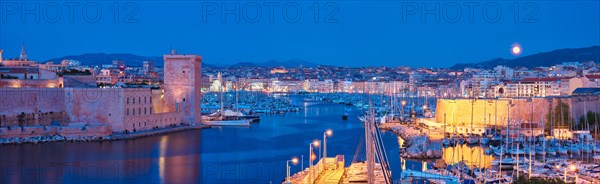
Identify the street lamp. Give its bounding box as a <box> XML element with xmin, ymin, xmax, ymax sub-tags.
<box><xmin>309</xmin><ymin>140</ymin><xmax>320</xmax><ymax>183</ymax></box>
<box><xmin>569</xmin><ymin>164</ymin><xmax>577</xmax><ymax>171</ymax></box>
<box><xmin>569</xmin><ymin>164</ymin><xmax>577</xmax><ymax>183</ymax></box>
<box><xmin>401</xmin><ymin>101</ymin><xmax>406</xmax><ymax>118</ymax></box>
<box><xmin>286</xmin><ymin>157</ymin><xmax>299</xmax><ymax>184</ymax></box>
<box><xmin>323</xmin><ymin>129</ymin><xmax>333</xmax><ymax>168</ymax></box>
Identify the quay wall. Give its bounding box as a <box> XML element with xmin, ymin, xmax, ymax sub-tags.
<box><xmin>434</xmin><ymin>95</ymin><xmax>600</xmax><ymax>127</ymax></box>
<box><xmin>0</xmin><ymin>125</ymin><xmax>111</xmax><ymax>139</ymax></box>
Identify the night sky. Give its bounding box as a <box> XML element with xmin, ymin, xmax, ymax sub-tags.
<box><xmin>1</xmin><ymin>0</ymin><xmax>598</xmax><ymax>67</ymax></box>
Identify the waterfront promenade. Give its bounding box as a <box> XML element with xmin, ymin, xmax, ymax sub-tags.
<box><xmin>287</xmin><ymin>156</ymin><xmax>345</xmax><ymax>184</ymax></box>
<box><xmin>0</xmin><ymin>123</ymin><xmax>209</xmax><ymax>144</ymax></box>
<box><xmin>108</xmin><ymin>124</ymin><xmax>209</xmax><ymax>140</ymax></box>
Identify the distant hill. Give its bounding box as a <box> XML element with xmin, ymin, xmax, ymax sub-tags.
<box><xmin>230</xmin><ymin>59</ymin><xmax>318</xmax><ymax>68</ymax></box>
<box><xmin>450</xmin><ymin>46</ymin><xmax>600</xmax><ymax>70</ymax></box>
<box><xmin>47</xmin><ymin>53</ymin><xmax>318</xmax><ymax>68</ymax></box>
<box><xmin>47</xmin><ymin>53</ymin><xmax>164</xmax><ymax>67</ymax></box>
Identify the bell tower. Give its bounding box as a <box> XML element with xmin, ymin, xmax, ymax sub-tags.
<box><xmin>163</xmin><ymin>50</ymin><xmax>202</xmax><ymax>124</ymax></box>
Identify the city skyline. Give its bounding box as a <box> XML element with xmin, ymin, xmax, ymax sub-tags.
<box><xmin>1</xmin><ymin>1</ymin><xmax>599</xmax><ymax>67</ymax></box>
<box><xmin>2</xmin><ymin>1</ymin><xmax>600</xmax><ymax>182</ymax></box>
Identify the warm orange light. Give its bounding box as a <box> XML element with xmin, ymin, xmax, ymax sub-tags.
<box><xmin>326</xmin><ymin>129</ymin><xmax>333</xmax><ymax>136</ymax></box>
<box><xmin>570</xmin><ymin>164</ymin><xmax>577</xmax><ymax>171</ymax></box>
<box><xmin>401</xmin><ymin>101</ymin><xmax>406</xmax><ymax>106</ymax></box>
<box><xmin>310</xmin><ymin>153</ymin><xmax>317</xmax><ymax>161</ymax></box>
<box><xmin>312</xmin><ymin>140</ymin><xmax>320</xmax><ymax>147</ymax></box>
<box><xmin>291</xmin><ymin>157</ymin><xmax>298</xmax><ymax>164</ymax></box>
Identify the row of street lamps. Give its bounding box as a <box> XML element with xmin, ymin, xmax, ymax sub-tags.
<box><xmin>285</xmin><ymin>129</ymin><xmax>333</xmax><ymax>184</ymax></box>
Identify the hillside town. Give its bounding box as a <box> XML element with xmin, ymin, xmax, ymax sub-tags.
<box><xmin>3</xmin><ymin>45</ymin><xmax>599</xmax><ymax>98</ymax></box>
<box><xmin>2</xmin><ymin>45</ymin><xmax>600</xmax><ymax>183</ymax></box>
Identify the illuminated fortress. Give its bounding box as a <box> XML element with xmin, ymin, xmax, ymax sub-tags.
<box><xmin>434</xmin><ymin>95</ymin><xmax>600</xmax><ymax>135</ymax></box>
<box><xmin>0</xmin><ymin>51</ymin><xmax>202</xmax><ymax>138</ymax></box>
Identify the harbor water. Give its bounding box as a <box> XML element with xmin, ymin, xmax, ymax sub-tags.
<box><xmin>0</xmin><ymin>102</ymin><xmax>418</xmax><ymax>183</ymax></box>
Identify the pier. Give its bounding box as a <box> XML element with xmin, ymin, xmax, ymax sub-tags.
<box><xmin>287</xmin><ymin>156</ymin><xmax>345</xmax><ymax>184</ymax></box>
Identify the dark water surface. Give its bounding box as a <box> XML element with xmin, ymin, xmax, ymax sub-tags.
<box><xmin>0</xmin><ymin>103</ymin><xmax>410</xmax><ymax>184</ymax></box>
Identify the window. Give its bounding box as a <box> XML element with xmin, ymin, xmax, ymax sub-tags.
<box><xmin>127</xmin><ymin>98</ymin><xmax>129</xmax><ymax>104</ymax></box>
<box><xmin>144</xmin><ymin>108</ymin><xmax>147</xmax><ymax>114</ymax></box>
<box><xmin>150</xmin><ymin>107</ymin><xmax>153</xmax><ymax>114</ymax></box>
<box><xmin>133</xmin><ymin>98</ymin><xmax>136</xmax><ymax>104</ymax></box>
<box><xmin>127</xmin><ymin>109</ymin><xmax>129</xmax><ymax>115</ymax></box>
<box><xmin>144</xmin><ymin>122</ymin><xmax>147</xmax><ymax>126</ymax></box>
<box><xmin>139</xmin><ymin>108</ymin><xmax>141</xmax><ymax>115</ymax></box>
<box><xmin>138</xmin><ymin>122</ymin><xmax>141</xmax><ymax>127</ymax></box>
<box><xmin>139</xmin><ymin>97</ymin><xmax>141</xmax><ymax>104</ymax></box>
<box><xmin>183</xmin><ymin>98</ymin><xmax>186</xmax><ymax>102</ymax></box>
<box><xmin>150</xmin><ymin>96</ymin><xmax>152</xmax><ymax>103</ymax></box>
<box><xmin>145</xmin><ymin>97</ymin><xmax>147</xmax><ymax>104</ymax></box>
<box><xmin>133</xmin><ymin>109</ymin><xmax>135</xmax><ymax>115</ymax></box>
<box><xmin>133</xmin><ymin>123</ymin><xmax>135</xmax><ymax>128</ymax></box>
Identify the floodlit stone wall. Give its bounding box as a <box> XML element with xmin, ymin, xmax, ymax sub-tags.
<box><xmin>163</xmin><ymin>54</ymin><xmax>202</xmax><ymax>124</ymax></box>
<box><xmin>65</xmin><ymin>88</ymin><xmax>126</xmax><ymax>128</ymax></box>
<box><xmin>0</xmin><ymin>88</ymin><xmax>66</xmax><ymax>116</ymax></box>
<box><xmin>435</xmin><ymin>95</ymin><xmax>600</xmax><ymax>127</ymax></box>
<box><xmin>0</xmin><ymin>87</ymin><xmax>189</xmax><ymax>133</ymax></box>
<box><xmin>0</xmin><ymin>78</ymin><xmax>63</xmax><ymax>88</ymax></box>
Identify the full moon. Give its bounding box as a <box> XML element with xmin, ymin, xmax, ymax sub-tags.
<box><xmin>511</xmin><ymin>45</ymin><xmax>522</xmax><ymax>55</ymax></box>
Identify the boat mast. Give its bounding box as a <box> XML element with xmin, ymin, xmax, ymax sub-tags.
<box><xmin>471</xmin><ymin>99</ymin><xmax>474</xmax><ymax>136</ymax></box>
<box><xmin>219</xmin><ymin>72</ymin><xmax>224</xmax><ymax>118</ymax></box>
<box><xmin>541</xmin><ymin>106</ymin><xmax>546</xmax><ymax>164</ymax></box>
<box><xmin>529</xmin><ymin>98</ymin><xmax>533</xmax><ymax>178</ymax></box>
<box><xmin>516</xmin><ymin>101</ymin><xmax>520</xmax><ymax>179</ymax></box>
<box><xmin>235</xmin><ymin>80</ymin><xmax>238</xmax><ymax>112</ymax></box>
<box><xmin>500</xmin><ymin>101</ymin><xmax>510</xmax><ymax>175</ymax></box>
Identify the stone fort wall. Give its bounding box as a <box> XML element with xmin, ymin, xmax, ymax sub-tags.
<box><xmin>434</xmin><ymin>95</ymin><xmax>600</xmax><ymax>127</ymax></box>
<box><xmin>0</xmin><ymin>87</ymin><xmax>188</xmax><ymax>133</ymax></box>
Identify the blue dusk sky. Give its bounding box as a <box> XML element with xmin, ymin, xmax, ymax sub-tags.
<box><xmin>0</xmin><ymin>0</ymin><xmax>599</xmax><ymax>67</ymax></box>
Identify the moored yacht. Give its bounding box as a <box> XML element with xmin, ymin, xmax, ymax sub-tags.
<box><xmin>202</xmin><ymin>111</ymin><xmax>252</xmax><ymax>126</ymax></box>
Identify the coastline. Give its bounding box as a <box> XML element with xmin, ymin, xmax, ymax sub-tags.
<box><xmin>0</xmin><ymin>124</ymin><xmax>211</xmax><ymax>145</ymax></box>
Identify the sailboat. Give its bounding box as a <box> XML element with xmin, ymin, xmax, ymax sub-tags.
<box><xmin>466</xmin><ymin>134</ymin><xmax>479</xmax><ymax>145</ymax></box>
<box><xmin>202</xmin><ymin>111</ymin><xmax>252</xmax><ymax>126</ymax></box>
<box><xmin>492</xmin><ymin>156</ymin><xmax>526</xmax><ymax>170</ymax></box>
<box><xmin>546</xmin><ymin>146</ymin><xmax>557</xmax><ymax>156</ymax></box>
<box><xmin>202</xmin><ymin>73</ymin><xmax>251</xmax><ymax>126</ymax></box>
<box><xmin>480</xmin><ymin>135</ymin><xmax>490</xmax><ymax>146</ymax></box>
<box><xmin>466</xmin><ymin>100</ymin><xmax>478</xmax><ymax>145</ymax></box>
<box><xmin>557</xmin><ymin>146</ymin><xmax>568</xmax><ymax>155</ymax></box>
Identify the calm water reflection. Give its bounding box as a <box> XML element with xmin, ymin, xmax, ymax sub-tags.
<box><xmin>0</xmin><ymin>103</ymin><xmax>404</xmax><ymax>184</ymax></box>
<box><xmin>442</xmin><ymin>145</ymin><xmax>494</xmax><ymax>169</ymax></box>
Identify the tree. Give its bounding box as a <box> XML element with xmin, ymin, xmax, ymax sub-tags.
<box><xmin>17</xmin><ymin>112</ymin><xmax>25</xmax><ymax>127</ymax></box>
<box><xmin>546</xmin><ymin>100</ymin><xmax>572</xmax><ymax>132</ymax></box>
<box><xmin>577</xmin><ymin>111</ymin><xmax>599</xmax><ymax>131</ymax></box>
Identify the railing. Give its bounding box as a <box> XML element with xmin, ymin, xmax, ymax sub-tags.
<box><xmin>290</xmin><ymin>155</ymin><xmax>344</xmax><ymax>184</ymax></box>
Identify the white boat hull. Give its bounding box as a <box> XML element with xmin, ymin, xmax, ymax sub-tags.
<box><xmin>203</xmin><ymin>119</ymin><xmax>251</xmax><ymax>126</ymax></box>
